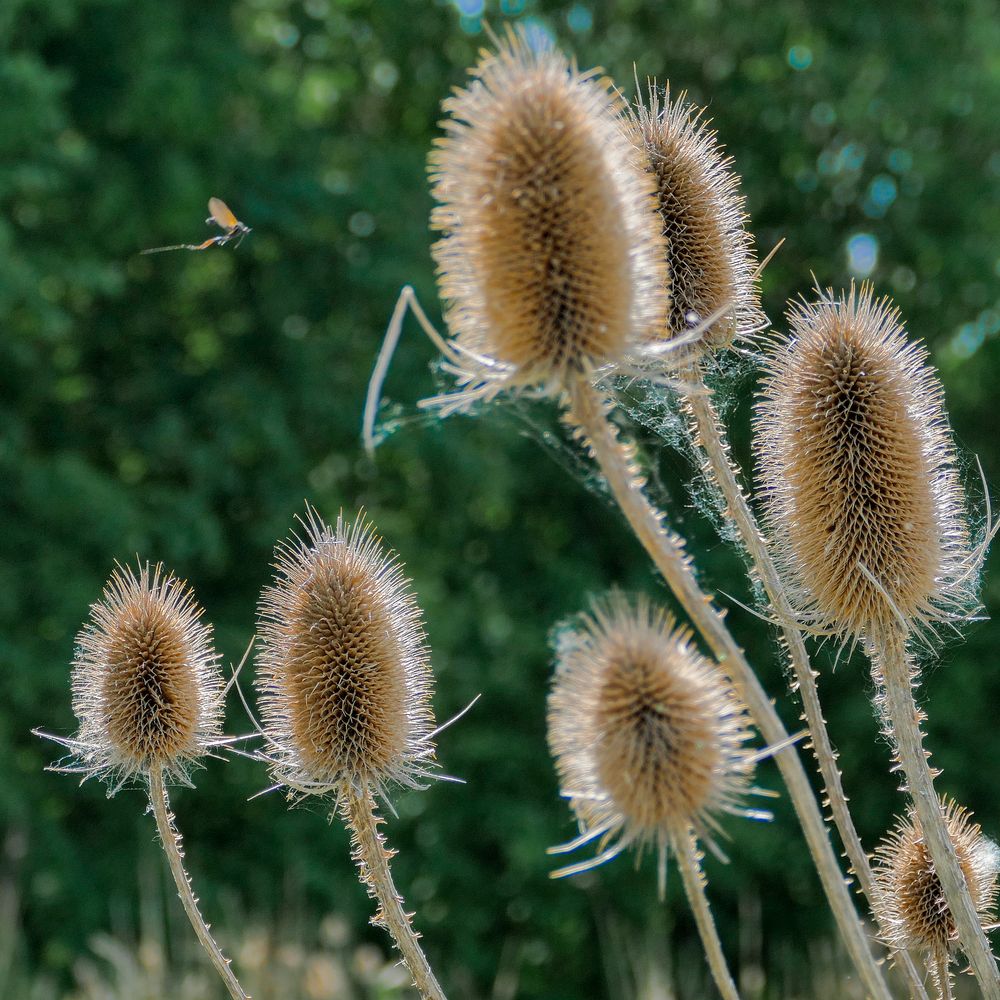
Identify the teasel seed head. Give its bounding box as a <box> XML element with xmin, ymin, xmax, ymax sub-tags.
<box><xmin>755</xmin><ymin>284</ymin><xmax>973</xmax><ymax>641</ymax></box>
<box><xmin>255</xmin><ymin>508</ymin><xmax>436</xmax><ymax>803</ymax></box>
<box><xmin>546</xmin><ymin>593</ymin><xmax>757</xmax><ymax>891</ymax></box>
<box><xmin>427</xmin><ymin>27</ymin><xmax>669</xmax><ymax>410</ymax></box>
<box><xmin>623</xmin><ymin>85</ymin><xmax>766</xmax><ymax>352</ymax></box>
<box><xmin>873</xmin><ymin>799</ymin><xmax>999</xmax><ymax>975</ymax></box>
<box><xmin>68</xmin><ymin>562</ymin><xmax>224</xmax><ymax>788</ymax></box>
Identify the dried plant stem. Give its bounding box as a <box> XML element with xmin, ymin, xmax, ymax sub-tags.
<box><xmin>874</xmin><ymin>628</ymin><xmax>1000</xmax><ymax>997</ymax></box>
<box><xmin>935</xmin><ymin>947</ymin><xmax>954</xmax><ymax>1000</ymax></box>
<box><xmin>674</xmin><ymin>829</ymin><xmax>741</xmax><ymax>1000</ymax></box>
<box><xmin>344</xmin><ymin>784</ymin><xmax>446</xmax><ymax>1000</ymax></box>
<box><xmin>147</xmin><ymin>766</ymin><xmax>249</xmax><ymax>1000</ymax></box>
<box><xmin>566</xmin><ymin>378</ymin><xmax>890</xmax><ymax>1000</ymax></box>
<box><xmin>684</xmin><ymin>378</ymin><xmax>929</xmax><ymax>999</ymax></box>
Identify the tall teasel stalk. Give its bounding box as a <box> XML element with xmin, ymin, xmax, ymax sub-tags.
<box><xmin>620</xmin><ymin>85</ymin><xmax>931</xmax><ymax>996</ymax></box>
<box><xmin>411</xmin><ymin>27</ymin><xmax>892</xmax><ymax>999</ymax></box>
<box><xmin>755</xmin><ymin>285</ymin><xmax>1000</xmax><ymax>994</ymax></box>
<box><xmin>37</xmin><ymin>563</ymin><xmax>249</xmax><ymax>1000</ymax></box>
<box><xmin>873</xmin><ymin>799</ymin><xmax>1000</xmax><ymax>1000</ymax></box>
<box><xmin>547</xmin><ymin>594</ymin><xmax>761</xmax><ymax>1000</ymax></box>
<box><xmin>254</xmin><ymin>507</ymin><xmax>445</xmax><ymax>1000</ymax></box>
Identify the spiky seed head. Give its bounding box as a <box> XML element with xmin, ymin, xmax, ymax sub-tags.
<box><xmin>623</xmin><ymin>86</ymin><xmax>766</xmax><ymax>351</ymax></box>
<box><xmin>547</xmin><ymin>594</ymin><xmax>756</xmax><ymax>884</ymax></box>
<box><xmin>755</xmin><ymin>284</ymin><xmax>973</xmax><ymax>640</ymax></box>
<box><xmin>256</xmin><ymin>508</ymin><xmax>435</xmax><ymax>801</ymax></box>
<box><xmin>873</xmin><ymin>800</ymin><xmax>999</xmax><ymax>961</ymax></box>
<box><xmin>68</xmin><ymin>562</ymin><xmax>224</xmax><ymax>787</ymax></box>
<box><xmin>427</xmin><ymin>28</ymin><xmax>669</xmax><ymax>408</ymax></box>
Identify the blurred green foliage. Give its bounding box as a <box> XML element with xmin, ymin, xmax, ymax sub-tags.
<box><xmin>3</xmin><ymin>0</ymin><xmax>1000</xmax><ymax>997</ymax></box>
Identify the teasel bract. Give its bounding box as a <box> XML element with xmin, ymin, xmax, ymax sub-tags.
<box><xmin>39</xmin><ymin>562</ymin><xmax>248</xmax><ymax>1000</ymax></box>
<box><xmin>755</xmin><ymin>284</ymin><xmax>999</xmax><ymax>994</ymax></box>
<box><xmin>255</xmin><ymin>507</ymin><xmax>444</xmax><ymax>1000</ymax></box>
<box><xmin>873</xmin><ymin>800</ymin><xmax>1000</xmax><ymax>998</ymax></box>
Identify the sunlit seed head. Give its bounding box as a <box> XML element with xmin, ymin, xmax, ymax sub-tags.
<box><xmin>624</xmin><ymin>85</ymin><xmax>766</xmax><ymax>351</ymax></box>
<box><xmin>256</xmin><ymin>508</ymin><xmax>435</xmax><ymax>800</ymax></box>
<box><xmin>428</xmin><ymin>27</ymin><xmax>669</xmax><ymax>407</ymax></box>
<box><xmin>70</xmin><ymin>562</ymin><xmax>224</xmax><ymax>786</ymax></box>
<box><xmin>873</xmin><ymin>800</ymin><xmax>999</xmax><ymax>962</ymax></box>
<box><xmin>755</xmin><ymin>284</ymin><xmax>973</xmax><ymax>640</ymax></box>
<box><xmin>547</xmin><ymin>594</ymin><xmax>756</xmax><ymax>882</ymax></box>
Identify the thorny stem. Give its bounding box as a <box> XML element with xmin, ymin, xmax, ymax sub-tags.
<box><xmin>684</xmin><ymin>376</ymin><xmax>929</xmax><ymax>999</ymax></box>
<box><xmin>148</xmin><ymin>766</ymin><xmax>249</xmax><ymax>1000</ymax></box>
<box><xmin>344</xmin><ymin>783</ymin><xmax>446</xmax><ymax>1000</ymax></box>
<box><xmin>874</xmin><ymin>629</ymin><xmax>1000</xmax><ymax>998</ymax></box>
<box><xmin>934</xmin><ymin>946</ymin><xmax>954</xmax><ymax>1000</ymax></box>
<box><xmin>674</xmin><ymin>828</ymin><xmax>741</xmax><ymax>1000</ymax></box>
<box><xmin>566</xmin><ymin>378</ymin><xmax>891</xmax><ymax>1000</ymax></box>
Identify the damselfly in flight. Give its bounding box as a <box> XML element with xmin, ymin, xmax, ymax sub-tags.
<box><xmin>141</xmin><ymin>198</ymin><xmax>251</xmax><ymax>254</ymax></box>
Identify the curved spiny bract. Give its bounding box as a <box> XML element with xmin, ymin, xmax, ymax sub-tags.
<box><xmin>427</xmin><ymin>27</ymin><xmax>669</xmax><ymax>410</ymax></box>
<box><xmin>255</xmin><ymin>508</ymin><xmax>436</xmax><ymax>804</ymax></box>
<box><xmin>624</xmin><ymin>85</ymin><xmax>766</xmax><ymax>352</ymax></box>
<box><xmin>755</xmin><ymin>284</ymin><xmax>974</xmax><ymax>644</ymax></box>
<box><xmin>69</xmin><ymin>562</ymin><xmax>224</xmax><ymax>788</ymax></box>
<box><xmin>874</xmin><ymin>800</ymin><xmax>1000</xmax><ymax>996</ymax></box>
<box><xmin>547</xmin><ymin>592</ymin><xmax>757</xmax><ymax>891</ymax></box>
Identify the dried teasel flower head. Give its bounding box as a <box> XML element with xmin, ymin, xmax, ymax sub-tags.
<box><xmin>427</xmin><ymin>27</ymin><xmax>669</xmax><ymax>412</ymax></box>
<box><xmin>755</xmin><ymin>284</ymin><xmax>975</xmax><ymax>641</ymax></box>
<box><xmin>546</xmin><ymin>593</ymin><xmax>759</xmax><ymax>893</ymax></box>
<box><xmin>623</xmin><ymin>84</ymin><xmax>766</xmax><ymax>352</ymax></box>
<box><xmin>64</xmin><ymin>562</ymin><xmax>224</xmax><ymax>789</ymax></box>
<box><xmin>255</xmin><ymin>508</ymin><xmax>436</xmax><ymax>803</ymax></box>
<box><xmin>873</xmin><ymin>800</ymin><xmax>999</xmax><ymax>977</ymax></box>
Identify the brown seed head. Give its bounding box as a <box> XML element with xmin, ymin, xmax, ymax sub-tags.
<box><xmin>428</xmin><ymin>28</ymin><xmax>669</xmax><ymax>408</ymax></box>
<box><xmin>873</xmin><ymin>799</ymin><xmax>999</xmax><ymax>961</ymax></box>
<box><xmin>623</xmin><ymin>86</ymin><xmax>766</xmax><ymax>351</ymax></box>
<box><xmin>755</xmin><ymin>284</ymin><xmax>972</xmax><ymax>640</ymax></box>
<box><xmin>256</xmin><ymin>509</ymin><xmax>435</xmax><ymax>800</ymax></box>
<box><xmin>547</xmin><ymin>594</ymin><xmax>756</xmax><ymax>884</ymax></box>
<box><xmin>69</xmin><ymin>562</ymin><xmax>224</xmax><ymax>785</ymax></box>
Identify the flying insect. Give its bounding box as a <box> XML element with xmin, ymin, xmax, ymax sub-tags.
<box><xmin>141</xmin><ymin>197</ymin><xmax>251</xmax><ymax>254</ymax></box>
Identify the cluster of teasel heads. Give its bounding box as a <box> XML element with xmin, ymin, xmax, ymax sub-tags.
<box><xmin>372</xmin><ymin>23</ymin><xmax>1000</xmax><ymax>1000</ymax></box>
<box><xmin>41</xmin><ymin>23</ymin><xmax>1000</xmax><ymax>1000</ymax></box>
<box><xmin>41</xmin><ymin>510</ymin><xmax>447</xmax><ymax>1000</ymax></box>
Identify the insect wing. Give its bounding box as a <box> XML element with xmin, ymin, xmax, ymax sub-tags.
<box><xmin>207</xmin><ymin>197</ymin><xmax>239</xmax><ymax>231</ymax></box>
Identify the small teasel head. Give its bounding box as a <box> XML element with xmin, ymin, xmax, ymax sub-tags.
<box><xmin>427</xmin><ymin>27</ymin><xmax>669</xmax><ymax>410</ymax></box>
<box><xmin>546</xmin><ymin>593</ymin><xmax>758</xmax><ymax>893</ymax></box>
<box><xmin>755</xmin><ymin>284</ymin><xmax>974</xmax><ymax>641</ymax></box>
<box><xmin>64</xmin><ymin>562</ymin><xmax>224</xmax><ymax>789</ymax></box>
<box><xmin>873</xmin><ymin>800</ymin><xmax>999</xmax><ymax>981</ymax></box>
<box><xmin>623</xmin><ymin>84</ymin><xmax>766</xmax><ymax>352</ymax></box>
<box><xmin>255</xmin><ymin>507</ymin><xmax>436</xmax><ymax>803</ymax></box>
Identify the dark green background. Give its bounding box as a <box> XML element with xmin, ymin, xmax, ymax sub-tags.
<box><xmin>4</xmin><ymin>0</ymin><xmax>1000</xmax><ymax>996</ymax></box>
